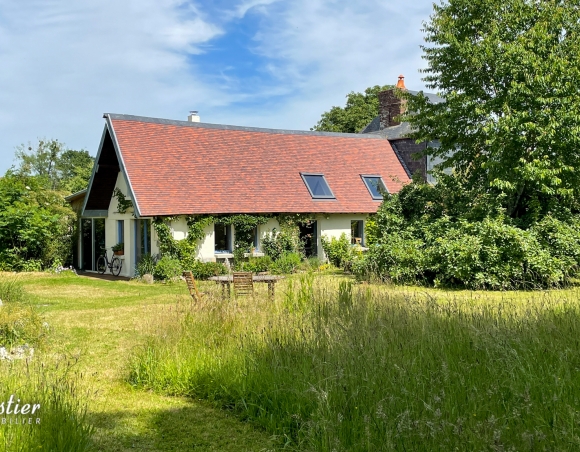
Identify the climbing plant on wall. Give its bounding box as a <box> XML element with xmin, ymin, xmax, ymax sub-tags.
<box><xmin>112</xmin><ymin>188</ymin><xmax>133</xmax><ymax>214</ymax></box>
<box><xmin>153</xmin><ymin>214</ymin><xmax>271</xmax><ymax>261</ymax></box>
<box><xmin>152</xmin><ymin>217</ymin><xmax>178</xmax><ymax>257</ymax></box>
<box><xmin>186</xmin><ymin>214</ymin><xmax>271</xmax><ymax>260</ymax></box>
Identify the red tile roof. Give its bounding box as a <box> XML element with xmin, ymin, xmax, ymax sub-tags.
<box><xmin>107</xmin><ymin>114</ymin><xmax>410</xmax><ymax>216</ymax></box>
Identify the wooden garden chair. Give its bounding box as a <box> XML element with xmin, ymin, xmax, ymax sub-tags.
<box><xmin>183</xmin><ymin>271</ymin><xmax>204</xmax><ymax>303</ymax></box>
<box><xmin>233</xmin><ymin>272</ymin><xmax>254</xmax><ymax>297</ymax></box>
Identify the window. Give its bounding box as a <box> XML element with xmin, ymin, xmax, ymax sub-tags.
<box><xmin>253</xmin><ymin>227</ymin><xmax>259</xmax><ymax>251</ymax></box>
<box><xmin>135</xmin><ymin>219</ymin><xmax>151</xmax><ymax>262</ymax></box>
<box><xmin>301</xmin><ymin>173</ymin><xmax>335</xmax><ymax>199</ymax></box>
<box><xmin>351</xmin><ymin>220</ymin><xmax>364</xmax><ymax>245</ymax></box>
<box><xmin>117</xmin><ymin>220</ymin><xmax>124</xmax><ymax>244</ymax></box>
<box><xmin>361</xmin><ymin>175</ymin><xmax>388</xmax><ymax>200</ymax></box>
<box><xmin>215</xmin><ymin>223</ymin><xmax>231</xmax><ymax>252</ymax></box>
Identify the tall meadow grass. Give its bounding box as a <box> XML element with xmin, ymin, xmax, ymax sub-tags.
<box><xmin>130</xmin><ymin>276</ymin><xmax>580</xmax><ymax>451</ymax></box>
<box><xmin>0</xmin><ymin>274</ymin><xmax>94</xmax><ymax>451</ymax></box>
<box><xmin>0</xmin><ymin>276</ymin><xmax>44</xmax><ymax>348</ymax></box>
<box><xmin>0</xmin><ymin>358</ymin><xmax>94</xmax><ymax>452</ymax></box>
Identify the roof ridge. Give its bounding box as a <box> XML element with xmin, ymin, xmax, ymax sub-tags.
<box><xmin>104</xmin><ymin>114</ymin><xmax>387</xmax><ymax>139</ymax></box>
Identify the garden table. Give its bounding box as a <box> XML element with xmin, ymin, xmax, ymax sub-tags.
<box><xmin>208</xmin><ymin>274</ymin><xmax>284</xmax><ymax>300</ymax></box>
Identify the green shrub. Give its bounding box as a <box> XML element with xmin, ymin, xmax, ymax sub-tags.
<box><xmin>0</xmin><ymin>173</ymin><xmax>76</xmax><ymax>270</ymax></box>
<box><xmin>359</xmin><ymin>178</ymin><xmax>580</xmax><ymax>289</ymax></box>
<box><xmin>153</xmin><ymin>256</ymin><xmax>182</xmax><ymax>281</ymax></box>
<box><xmin>236</xmin><ymin>256</ymin><xmax>273</xmax><ymax>273</ymax></box>
<box><xmin>271</xmin><ymin>252</ymin><xmax>302</xmax><ymax>274</ymax></box>
<box><xmin>301</xmin><ymin>256</ymin><xmax>324</xmax><ymax>272</ymax></box>
<box><xmin>187</xmin><ymin>260</ymin><xmax>228</xmax><ymax>280</ymax></box>
<box><xmin>320</xmin><ymin>233</ymin><xmax>353</xmax><ymax>268</ymax></box>
<box><xmin>531</xmin><ymin>215</ymin><xmax>580</xmax><ymax>275</ymax></box>
<box><xmin>135</xmin><ymin>254</ymin><xmax>157</xmax><ymax>278</ymax></box>
<box><xmin>361</xmin><ymin>216</ymin><xmax>573</xmax><ymax>290</ymax></box>
<box><xmin>262</xmin><ymin>229</ymin><xmax>301</xmax><ymax>261</ymax></box>
<box><xmin>364</xmin><ymin>235</ymin><xmax>427</xmax><ymax>284</ymax></box>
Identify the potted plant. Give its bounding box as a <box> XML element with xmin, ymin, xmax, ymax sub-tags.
<box><xmin>112</xmin><ymin>242</ymin><xmax>124</xmax><ymax>256</ymax></box>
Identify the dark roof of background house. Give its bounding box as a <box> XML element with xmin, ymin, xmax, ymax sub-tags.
<box><xmin>360</xmin><ymin>89</ymin><xmax>444</xmax><ymax>138</ymax></box>
<box><xmin>407</xmin><ymin>90</ymin><xmax>445</xmax><ymax>105</ymax></box>
<box><xmin>101</xmin><ymin>114</ymin><xmax>410</xmax><ymax>216</ymax></box>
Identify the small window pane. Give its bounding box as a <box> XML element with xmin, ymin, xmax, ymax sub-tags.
<box><xmin>215</xmin><ymin>223</ymin><xmax>231</xmax><ymax>252</ymax></box>
<box><xmin>351</xmin><ymin>220</ymin><xmax>363</xmax><ymax>245</ymax></box>
<box><xmin>362</xmin><ymin>176</ymin><xmax>387</xmax><ymax>200</ymax></box>
<box><xmin>117</xmin><ymin>220</ymin><xmax>124</xmax><ymax>244</ymax></box>
<box><xmin>302</xmin><ymin>174</ymin><xmax>334</xmax><ymax>198</ymax></box>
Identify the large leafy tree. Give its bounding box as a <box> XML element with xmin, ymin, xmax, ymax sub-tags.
<box><xmin>406</xmin><ymin>0</ymin><xmax>580</xmax><ymax>221</ymax></box>
<box><xmin>0</xmin><ymin>171</ymin><xmax>75</xmax><ymax>269</ymax></box>
<box><xmin>312</xmin><ymin>85</ymin><xmax>393</xmax><ymax>133</ymax></box>
<box><xmin>57</xmin><ymin>149</ymin><xmax>94</xmax><ymax>193</ymax></box>
<box><xmin>15</xmin><ymin>139</ymin><xmax>94</xmax><ymax>192</ymax></box>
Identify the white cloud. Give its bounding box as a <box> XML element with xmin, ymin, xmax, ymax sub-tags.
<box><xmin>233</xmin><ymin>0</ymin><xmax>433</xmax><ymax>129</ymax></box>
<box><xmin>232</xmin><ymin>0</ymin><xmax>281</xmax><ymax>19</ymax></box>
<box><xmin>0</xmin><ymin>0</ymin><xmax>225</xmax><ymax>169</ymax></box>
<box><xmin>0</xmin><ymin>0</ymin><xmax>436</xmax><ymax>172</ymax></box>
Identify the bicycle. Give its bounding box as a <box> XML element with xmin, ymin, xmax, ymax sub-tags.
<box><xmin>96</xmin><ymin>248</ymin><xmax>123</xmax><ymax>276</ymax></box>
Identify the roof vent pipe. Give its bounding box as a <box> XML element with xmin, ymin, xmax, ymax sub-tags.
<box><xmin>188</xmin><ymin>111</ymin><xmax>200</xmax><ymax>122</ymax></box>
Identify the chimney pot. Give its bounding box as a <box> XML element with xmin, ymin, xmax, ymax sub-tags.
<box><xmin>396</xmin><ymin>75</ymin><xmax>406</xmax><ymax>89</ymax></box>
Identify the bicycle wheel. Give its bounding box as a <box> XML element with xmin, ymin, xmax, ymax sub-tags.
<box><xmin>96</xmin><ymin>256</ymin><xmax>107</xmax><ymax>274</ymax></box>
<box><xmin>111</xmin><ymin>257</ymin><xmax>122</xmax><ymax>276</ymax></box>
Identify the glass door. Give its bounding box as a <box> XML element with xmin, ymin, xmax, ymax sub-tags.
<box><xmin>134</xmin><ymin>219</ymin><xmax>151</xmax><ymax>264</ymax></box>
<box><xmin>80</xmin><ymin>218</ymin><xmax>106</xmax><ymax>271</ymax></box>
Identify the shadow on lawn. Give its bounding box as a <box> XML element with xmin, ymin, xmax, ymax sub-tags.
<box><xmin>87</xmin><ymin>401</ymin><xmax>276</xmax><ymax>452</ymax></box>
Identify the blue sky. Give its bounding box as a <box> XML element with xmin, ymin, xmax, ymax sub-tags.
<box><xmin>0</xmin><ymin>0</ymin><xmax>435</xmax><ymax>173</ymax></box>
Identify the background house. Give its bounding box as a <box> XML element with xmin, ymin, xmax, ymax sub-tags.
<box><xmin>360</xmin><ymin>75</ymin><xmax>446</xmax><ymax>183</ymax></box>
<box><xmin>70</xmin><ymin>113</ymin><xmax>410</xmax><ymax>277</ymax></box>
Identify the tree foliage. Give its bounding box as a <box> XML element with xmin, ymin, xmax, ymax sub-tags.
<box><xmin>312</xmin><ymin>85</ymin><xmax>393</xmax><ymax>133</ymax></box>
<box><xmin>15</xmin><ymin>139</ymin><xmax>94</xmax><ymax>193</ymax></box>
<box><xmin>357</xmin><ymin>179</ymin><xmax>580</xmax><ymax>289</ymax></box>
<box><xmin>405</xmin><ymin>0</ymin><xmax>580</xmax><ymax>222</ymax></box>
<box><xmin>0</xmin><ymin>172</ymin><xmax>75</xmax><ymax>270</ymax></box>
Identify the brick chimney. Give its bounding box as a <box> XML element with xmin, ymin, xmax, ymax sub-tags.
<box><xmin>378</xmin><ymin>75</ymin><xmax>407</xmax><ymax>129</ymax></box>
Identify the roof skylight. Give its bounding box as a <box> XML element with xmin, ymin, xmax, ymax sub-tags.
<box><xmin>361</xmin><ymin>175</ymin><xmax>388</xmax><ymax>200</ymax></box>
<box><xmin>301</xmin><ymin>173</ymin><xmax>335</xmax><ymax>199</ymax></box>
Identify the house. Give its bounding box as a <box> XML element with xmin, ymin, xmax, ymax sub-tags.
<box><xmin>69</xmin><ymin>113</ymin><xmax>410</xmax><ymax>277</ymax></box>
<box><xmin>360</xmin><ymin>75</ymin><xmax>446</xmax><ymax>183</ymax></box>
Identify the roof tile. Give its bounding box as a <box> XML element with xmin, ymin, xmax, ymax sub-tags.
<box><xmin>108</xmin><ymin>116</ymin><xmax>410</xmax><ymax>216</ymax></box>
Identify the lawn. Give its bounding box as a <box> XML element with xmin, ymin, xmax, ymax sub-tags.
<box><xmin>18</xmin><ymin>272</ymin><xmax>277</xmax><ymax>452</ymax></box>
<box><xmin>8</xmin><ymin>271</ymin><xmax>580</xmax><ymax>451</ymax></box>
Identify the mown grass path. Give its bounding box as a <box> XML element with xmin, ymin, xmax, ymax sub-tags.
<box><xmin>21</xmin><ymin>272</ymin><xmax>276</xmax><ymax>452</ymax></box>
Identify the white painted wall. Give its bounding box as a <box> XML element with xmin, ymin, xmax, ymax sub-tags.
<box><xmin>103</xmin><ymin>173</ymin><xmax>136</xmax><ymax>277</ymax></box>
<box><xmin>318</xmin><ymin>213</ymin><xmax>368</xmax><ymax>260</ymax></box>
<box><xmin>257</xmin><ymin>218</ymin><xmax>280</xmax><ymax>252</ymax></box>
<box><xmin>100</xmin><ymin>198</ymin><xmax>370</xmax><ymax>275</ymax></box>
<box><xmin>196</xmin><ymin>223</ymin><xmax>216</xmax><ymax>262</ymax></box>
<box><xmin>170</xmin><ymin>217</ymin><xmax>188</xmax><ymax>241</ymax></box>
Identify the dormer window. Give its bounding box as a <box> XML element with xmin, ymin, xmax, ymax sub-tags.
<box><xmin>301</xmin><ymin>173</ymin><xmax>335</xmax><ymax>199</ymax></box>
<box><xmin>361</xmin><ymin>175</ymin><xmax>388</xmax><ymax>200</ymax></box>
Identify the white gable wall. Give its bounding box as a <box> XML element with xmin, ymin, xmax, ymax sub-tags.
<box><xmin>103</xmin><ymin>172</ymin><xmax>160</xmax><ymax>277</ymax></box>
<box><xmin>104</xmin><ymin>173</ymin><xmax>134</xmax><ymax>277</ymax></box>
